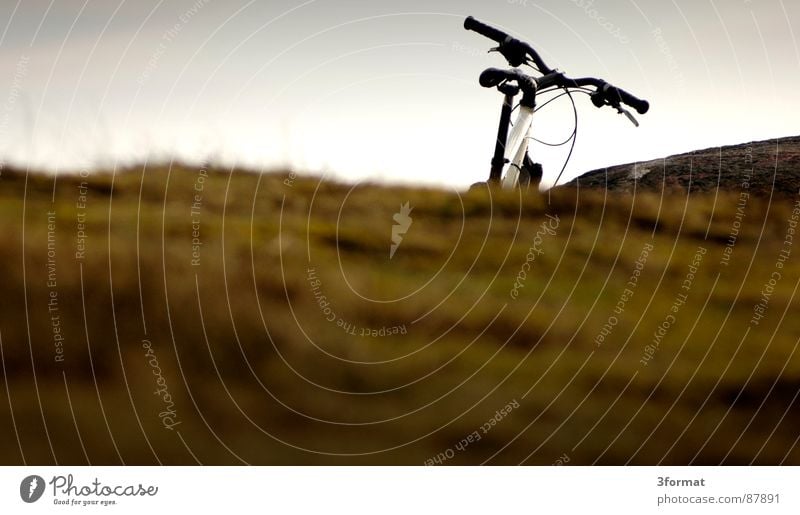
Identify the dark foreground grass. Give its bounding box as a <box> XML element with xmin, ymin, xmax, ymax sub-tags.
<box><xmin>1</xmin><ymin>163</ymin><xmax>799</xmax><ymax>465</ymax></box>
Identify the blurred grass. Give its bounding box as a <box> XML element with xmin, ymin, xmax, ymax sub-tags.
<box><xmin>1</xmin><ymin>162</ymin><xmax>799</xmax><ymax>465</ymax></box>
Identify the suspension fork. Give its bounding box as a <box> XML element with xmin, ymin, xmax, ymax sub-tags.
<box><xmin>488</xmin><ymin>83</ymin><xmax>520</xmax><ymax>184</ymax></box>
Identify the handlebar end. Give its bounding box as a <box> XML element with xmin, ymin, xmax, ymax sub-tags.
<box><xmin>599</xmin><ymin>83</ymin><xmax>650</xmax><ymax>116</ymax></box>
<box><xmin>479</xmin><ymin>68</ymin><xmax>507</xmax><ymax>88</ymax></box>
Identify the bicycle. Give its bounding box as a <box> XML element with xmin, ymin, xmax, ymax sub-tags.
<box><xmin>464</xmin><ymin>16</ymin><xmax>650</xmax><ymax>190</ymax></box>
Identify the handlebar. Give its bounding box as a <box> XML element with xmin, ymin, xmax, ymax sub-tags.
<box><xmin>479</xmin><ymin>68</ymin><xmax>532</xmax><ymax>89</ymax></box>
<box><xmin>600</xmin><ymin>83</ymin><xmax>650</xmax><ymax>115</ymax></box>
<box><xmin>568</xmin><ymin>78</ymin><xmax>650</xmax><ymax>115</ymax></box>
<box><xmin>463</xmin><ymin>16</ymin><xmax>509</xmax><ymax>46</ymax></box>
<box><xmin>478</xmin><ymin>69</ymin><xmax>650</xmax><ymax>115</ymax></box>
<box><xmin>465</xmin><ymin>16</ymin><xmax>649</xmax><ymax>115</ymax></box>
<box><xmin>464</xmin><ymin>16</ymin><xmax>552</xmax><ymax>71</ymax></box>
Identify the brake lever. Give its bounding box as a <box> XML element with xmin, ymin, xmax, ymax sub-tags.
<box><xmin>591</xmin><ymin>88</ymin><xmax>641</xmax><ymax>127</ymax></box>
<box><xmin>487</xmin><ymin>40</ymin><xmax>532</xmax><ymax>67</ymax></box>
<box><xmin>617</xmin><ymin>106</ymin><xmax>640</xmax><ymax>127</ymax></box>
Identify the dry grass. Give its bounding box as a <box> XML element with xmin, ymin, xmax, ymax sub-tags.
<box><xmin>1</xmin><ymin>162</ymin><xmax>799</xmax><ymax>465</ymax></box>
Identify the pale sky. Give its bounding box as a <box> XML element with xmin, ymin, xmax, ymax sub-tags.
<box><xmin>0</xmin><ymin>0</ymin><xmax>798</xmax><ymax>188</ymax></box>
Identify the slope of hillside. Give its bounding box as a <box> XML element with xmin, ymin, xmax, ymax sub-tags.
<box><xmin>1</xmin><ymin>161</ymin><xmax>800</xmax><ymax>465</ymax></box>
<box><xmin>569</xmin><ymin>135</ymin><xmax>800</xmax><ymax>197</ymax></box>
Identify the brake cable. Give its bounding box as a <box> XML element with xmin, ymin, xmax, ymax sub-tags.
<box><xmin>550</xmin><ymin>87</ymin><xmax>579</xmax><ymax>188</ymax></box>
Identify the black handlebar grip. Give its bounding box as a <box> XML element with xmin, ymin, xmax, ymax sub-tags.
<box><xmin>620</xmin><ymin>91</ymin><xmax>650</xmax><ymax>115</ymax></box>
<box><xmin>479</xmin><ymin>68</ymin><xmax>510</xmax><ymax>88</ymax></box>
<box><xmin>464</xmin><ymin>16</ymin><xmax>509</xmax><ymax>44</ymax></box>
<box><xmin>605</xmin><ymin>85</ymin><xmax>650</xmax><ymax>115</ymax></box>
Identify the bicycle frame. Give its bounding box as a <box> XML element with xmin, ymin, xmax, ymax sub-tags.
<box><xmin>489</xmin><ymin>86</ymin><xmax>537</xmax><ymax>190</ymax></box>
<box><xmin>502</xmin><ymin>105</ymin><xmax>535</xmax><ymax>189</ymax></box>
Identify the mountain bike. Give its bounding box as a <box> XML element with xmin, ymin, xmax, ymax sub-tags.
<box><xmin>464</xmin><ymin>16</ymin><xmax>650</xmax><ymax>190</ymax></box>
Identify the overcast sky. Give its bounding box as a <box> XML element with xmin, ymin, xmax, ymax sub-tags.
<box><xmin>0</xmin><ymin>0</ymin><xmax>798</xmax><ymax>187</ymax></box>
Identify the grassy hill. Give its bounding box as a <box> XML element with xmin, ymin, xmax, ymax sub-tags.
<box><xmin>1</xmin><ymin>157</ymin><xmax>800</xmax><ymax>465</ymax></box>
